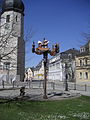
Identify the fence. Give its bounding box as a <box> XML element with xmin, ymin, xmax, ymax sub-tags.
<box><xmin>68</xmin><ymin>82</ymin><xmax>90</xmax><ymax>92</ymax></box>
<box><xmin>0</xmin><ymin>74</ymin><xmax>20</xmax><ymax>88</ymax></box>
<box><xmin>0</xmin><ymin>80</ymin><xmax>90</xmax><ymax>92</ymax></box>
<box><xmin>27</xmin><ymin>81</ymin><xmax>90</xmax><ymax>92</ymax></box>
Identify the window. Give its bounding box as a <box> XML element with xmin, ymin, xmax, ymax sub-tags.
<box><xmin>80</xmin><ymin>72</ymin><xmax>82</xmax><ymax>79</ymax></box>
<box><xmin>85</xmin><ymin>72</ymin><xmax>88</xmax><ymax>79</ymax></box>
<box><xmin>6</xmin><ymin>15</ymin><xmax>10</xmax><ymax>22</ymax></box>
<box><xmin>68</xmin><ymin>54</ymin><xmax>72</xmax><ymax>59</ymax></box>
<box><xmin>80</xmin><ymin>60</ymin><xmax>82</xmax><ymax>66</ymax></box>
<box><xmin>85</xmin><ymin>59</ymin><xmax>87</xmax><ymax>65</ymax></box>
<box><xmin>16</xmin><ymin>15</ymin><xmax>17</xmax><ymax>22</ymax></box>
<box><xmin>80</xmin><ymin>48</ymin><xmax>83</xmax><ymax>53</ymax></box>
<box><xmin>3</xmin><ymin>62</ymin><xmax>10</xmax><ymax>70</ymax></box>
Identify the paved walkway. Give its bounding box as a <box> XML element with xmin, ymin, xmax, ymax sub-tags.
<box><xmin>70</xmin><ymin>90</ymin><xmax>90</xmax><ymax>97</ymax></box>
<box><xmin>0</xmin><ymin>88</ymin><xmax>89</xmax><ymax>101</ymax></box>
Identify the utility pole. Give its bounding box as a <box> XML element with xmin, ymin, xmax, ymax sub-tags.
<box><xmin>32</xmin><ymin>38</ymin><xmax>59</xmax><ymax>99</ymax></box>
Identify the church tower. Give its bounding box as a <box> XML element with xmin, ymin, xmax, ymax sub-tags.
<box><xmin>0</xmin><ymin>0</ymin><xmax>25</xmax><ymax>81</ymax></box>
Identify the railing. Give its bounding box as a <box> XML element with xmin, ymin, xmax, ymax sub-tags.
<box><xmin>68</xmin><ymin>83</ymin><xmax>90</xmax><ymax>91</ymax></box>
<box><xmin>0</xmin><ymin>74</ymin><xmax>20</xmax><ymax>88</ymax></box>
<box><xmin>0</xmin><ymin>79</ymin><xmax>90</xmax><ymax>92</ymax></box>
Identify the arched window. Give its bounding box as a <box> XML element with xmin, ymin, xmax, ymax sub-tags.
<box><xmin>85</xmin><ymin>59</ymin><xmax>87</xmax><ymax>65</ymax></box>
<box><xmin>85</xmin><ymin>72</ymin><xmax>88</xmax><ymax>79</ymax></box>
<box><xmin>80</xmin><ymin>72</ymin><xmax>82</xmax><ymax>79</ymax></box>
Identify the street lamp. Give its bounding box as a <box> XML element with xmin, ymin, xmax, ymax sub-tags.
<box><xmin>32</xmin><ymin>38</ymin><xmax>59</xmax><ymax>99</ymax></box>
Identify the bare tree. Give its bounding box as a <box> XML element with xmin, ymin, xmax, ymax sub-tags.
<box><xmin>0</xmin><ymin>15</ymin><xmax>18</xmax><ymax>62</ymax></box>
<box><xmin>82</xmin><ymin>33</ymin><xmax>90</xmax><ymax>42</ymax></box>
<box><xmin>0</xmin><ymin>14</ymin><xmax>35</xmax><ymax>69</ymax></box>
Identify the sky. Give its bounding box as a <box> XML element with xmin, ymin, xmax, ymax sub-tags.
<box><xmin>23</xmin><ymin>0</ymin><xmax>90</xmax><ymax>68</ymax></box>
<box><xmin>0</xmin><ymin>0</ymin><xmax>90</xmax><ymax>67</ymax></box>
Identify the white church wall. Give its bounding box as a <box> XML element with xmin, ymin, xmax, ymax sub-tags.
<box><xmin>1</xmin><ymin>11</ymin><xmax>22</xmax><ymax>37</ymax></box>
<box><xmin>0</xmin><ymin>3</ymin><xmax>25</xmax><ymax>81</ymax></box>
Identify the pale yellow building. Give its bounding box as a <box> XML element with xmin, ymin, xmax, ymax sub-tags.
<box><xmin>33</xmin><ymin>60</ymin><xmax>44</xmax><ymax>80</ymax></box>
<box><xmin>76</xmin><ymin>41</ymin><xmax>90</xmax><ymax>83</ymax></box>
<box><xmin>25</xmin><ymin>60</ymin><xmax>44</xmax><ymax>81</ymax></box>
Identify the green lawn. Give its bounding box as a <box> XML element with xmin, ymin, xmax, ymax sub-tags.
<box><xmin>0</xmin><ymin>96</ymin><xmax>90</xmax><ymax>120</ymax></box>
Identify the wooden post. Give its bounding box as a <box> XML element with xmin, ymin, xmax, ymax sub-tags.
<box><xmin>28</xmin><ymin>80</ymin><xmax>30</xmax><ymax>89</ymax></box>
<box><xmin>2</xmin><ymin>80</ymin><xmax>4</xmax><ymax>88</ymax></box>
<box><xmin>51</xmin><ymin>82</ymin><xmax>55</xmax><ymax>90</ymax></box>
<box><xmin>12</xmin><ymin>81</ymin><xmax>15</xmax><ymax>88</ymax></box>
<box><xmin>85</xmin><ymin>84</ymin><xmax>87</xmax><ymax>91</ymax></box>
<box><xmin>65</xmin><ymin>73</ymin><xmax>68</xmax><ymax>91</ymax></box>
<box><xmin>74</xmin><ymin>83</ymin><xmax>76</xmax><ymax>90</ymax></box>
<box><xmin>43</xmin><ymin>52</ymin><xmax>48</xmax><ymax>99</ymax></box>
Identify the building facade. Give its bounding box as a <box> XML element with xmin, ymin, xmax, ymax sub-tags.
<box><xmin>25</xmin><ymin>68</ymin><xmax>34</xmax><ymax>81</ymax></box>
<box><xmin>0</xmin><ymin>0</ymin><xmax>25</xmax><ymax>81</ymax></box>
<box><xmin>32</xmin><ymin>60</ymin><xmax>44</xmax><ymax>80</ymax></box>
<box><xmin>76</xmin><ymin>41</ymin><xmax>90</xmax><ymax>83</ymax></box>
<box><xmin>61</xmin><ymin>48</ymin><xmax>79</xmax><ymax>82</ymax></box>
<box><xmin>27</xmin><ymin>48</ymin><xmax>79</xmax><ymax>82</ymax></box>
<box><xmin>48</xmin><ymin>53</ymin><xmax>63</xmax><ymax>82</ymax></box>
<box><xmin>48</xmin><ymin>48</ymin><xmax>79</xmax><ymax>82</ymax></box>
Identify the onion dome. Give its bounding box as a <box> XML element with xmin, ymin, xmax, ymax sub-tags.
<box><xmin>2</xmin><ymin>0</ymin><xmax>24</xmax><ymax>15</ymax></box>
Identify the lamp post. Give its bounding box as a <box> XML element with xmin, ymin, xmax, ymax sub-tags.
<box><xmin>32</xmin><ymin>38</ymin><xmax>59</xmax><ymax>99</ymax></box>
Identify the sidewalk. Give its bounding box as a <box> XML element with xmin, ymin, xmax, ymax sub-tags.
<box><xmin>0</xmin><ymin>88</ymin><xmax>82</xmax><ymax>101</ymax></box>
<box><xmin>70</xmin><ymin>90</ymin><xmax>90</xmax><ymax>97</ymax></box>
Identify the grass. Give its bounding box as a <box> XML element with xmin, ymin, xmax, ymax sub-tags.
<box><xmin>0</xmin><ymin>96</ymin><xmax>90</xmax><ymax>120</ymax></box>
